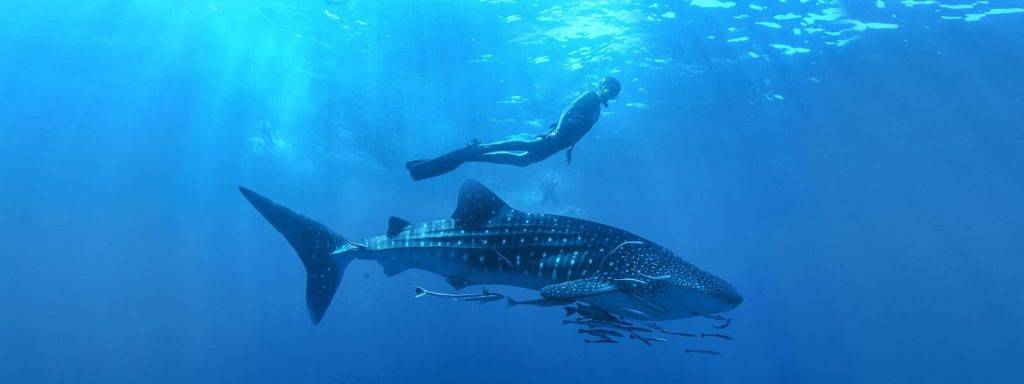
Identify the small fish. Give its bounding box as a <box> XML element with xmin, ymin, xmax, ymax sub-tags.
<box><xmin>685</xmin><ymin>349</ymin><xmax>722</xmax><ymax>356</ymax></box>
<box><xmin>629</xmin><ymin>331</ymin><xmax>652</xmax><ymax>347</ymax></box>
<box><xmin>629</xmin><ymin>333</ymin><xmax>667</xmax><ymax>343</ymax></box>
<box><xmin>506</xmin><ymin>297</ymin><xmax>573</xmax><ymax>307</ymax></box>
<box><xmin>620</xmin><ymin>325</ymin><xmax>654</xmax><ymax>333</ymax></box>
<box><xmin>583</xmin><ymin>338</ymin><xmax>618</xmax><ymax>344</ymax></box>
<box><xmin>565</xmin><ymin>303</ymin><xmax>618</xmax><ymax>322</ymax></box>
<box><xmin>620</xmin><ymin>308</ymin><xmax>651</xmax><ymax>320</ymax></box>
<box><xmin>645</xmin><ymin>322</ymin><xmax>664</xmax><ymax>332</ymax></box>
<box><xmin>662</xmin><ymin>330</ymin><xmax>697</xmax><ymax>337</ymax></box>
<box><xmin>584</xmin><ymin>320</ymin><xmax>648</xmax><ymax>330</ymax></box>
<box><xmin>579</xmin><ymin>316</ymin><xmax>632</xmax><ymax>327</ymax></box>
<box><xmin>701</xmin><ymin>314</ymin><xmax>728</xmax><ymax>321</ymax></box>
<box><xmin>457</xmin><ymin>294</ymin><xmax>504</xmax><ymax>304</ymax></box>
<box><xmin>713</xmin><ymin>318</ymin><xmax>733</xmax><ymax>329</ymax></box>
<box><xmin>563</xmin><ymin>319</ymin><xmax>610</xmax><ymax>327</ymax></box>
<box><xmin>579</xmin><ymin>328</ymin><xmax>624</xmax><ymax>338</ymax></box>
<box><xmin>416</xmin><ymin>286</ymin><xmax>502</xmax><ymax>303</ymax></box>
<box><xmin>415</xmin><ymin>286</ymin><xmax>488</xmax><ymax>299</ymax></box>
<box><xmin>700</xmin><ymin>332</ymin><xmax>734</xmax><ymax>340</ymax></box>
<box><xmin>590</xmin><ymin>321</ymin><xmax>653</xmax><ymax>332</ymax></box>
<box><xmin>455</xmin><ymin>288</ymin><xmax>504</xmax><ymax>304</ymax></box>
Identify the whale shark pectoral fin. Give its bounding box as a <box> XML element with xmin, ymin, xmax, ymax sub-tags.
<box><xmin>540</xmin><ymin>277</ymin><xmax>619</xmax><ymax>300</ymax></box>
<box><xmin>452</xmin><ymin>180</ymin><xmax>514</xmax><ymax>227</ymax></box>
<box><xmin>387</xmin><ymin>216</ymin><xmax>411</xmax><ymax>238</ymax></box>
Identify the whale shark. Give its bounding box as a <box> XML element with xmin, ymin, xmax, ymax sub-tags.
<box><xmin>240</xmin><ymin>180</ymin><xmax>742</xmax><ymax>324</ymax></box>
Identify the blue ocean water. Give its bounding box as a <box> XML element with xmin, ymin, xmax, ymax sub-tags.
<box><xmin>2</xmin><ymin>0</ymin><xmax>1023</xmax><ymax>382</ymax></box>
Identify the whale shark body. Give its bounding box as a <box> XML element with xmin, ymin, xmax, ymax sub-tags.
<box><xmin>240</xmin><ymin>180</ymin><xmax>742</xmax><ymax>324</ymax></box>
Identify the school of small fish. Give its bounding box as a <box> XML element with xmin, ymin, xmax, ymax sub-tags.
<box><xmin>414</xmin><ymin>286</ymin><xmax>734</xmax><ymax>355</ymax></box>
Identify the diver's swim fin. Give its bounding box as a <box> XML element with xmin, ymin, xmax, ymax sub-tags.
<box><xmin>407</xmin><ymin>145</ymin><xmax>482</xmax><ymax>181</ymax></box>
<box><xmin>405</xmin><ymin>159</ymin><xmax>427</xmax><ymax>170</ymax></box>
<box><xmin>409</xmin><ymin>163</ymin><xmax>458</xmax><ymax>180</ymax></box>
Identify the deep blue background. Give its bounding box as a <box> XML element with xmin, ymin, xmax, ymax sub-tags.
<box><xmin>2</xmin><ymin>1</ymin><xmax>1022</xmax><ymax>383</ymax></box>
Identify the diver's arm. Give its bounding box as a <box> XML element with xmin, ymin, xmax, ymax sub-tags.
<box><xmin>535</xmin><ymin>123</ymin><xmax>558</xmax><ymax>139</ymax></box>
<box><xmin>564</xmin><ymin>144</ymin><xmax>574</xmax><ymax>166</ymax></box>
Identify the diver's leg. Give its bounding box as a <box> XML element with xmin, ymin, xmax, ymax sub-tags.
<box><xmin>475</xmin><ymin>136</ymin><xmax>543</xmax><ymax>152</ymax></box>
<box><xmin>407</xmin><ymin>136</ymin><xmax>542</xmax><ymax>180</ymax></box>
<box><xmin>467</xmin><ymin>151</ymin><xmax>536</xmax><ymax>166</ymax></box>
<box><xmin>468</xmin><ymin>148</ymin><xmax>555</xmax><ymax>167</ymax></box>
<box><xmin>467</xmin><ymin>138</ymin><xmax>559</xmax><ymax>167</ymax></box>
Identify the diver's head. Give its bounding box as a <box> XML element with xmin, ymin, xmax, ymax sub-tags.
<box><xmin>597</xmin><ymin>76</ymin><xmax>621</xmax><ymax>106</ymax></box>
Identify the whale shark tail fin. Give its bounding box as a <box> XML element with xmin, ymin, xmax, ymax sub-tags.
<box><xmin>239</xmin><ymin>186</ymin><xmax>356</xmax><ymax>325</ymax></box>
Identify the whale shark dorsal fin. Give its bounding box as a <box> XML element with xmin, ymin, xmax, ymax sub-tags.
<box><xmin>452</xmin><ymin>180</ymin><xmax>512</xmax><ymax>227</ymax></box>
<box><xmin>540</xmin><ymin>277</ymin><xmax>619</xmax><ymax>300</ymax></box>
<box><xmin>387</xmin><ymin>216</ymin><xmax>411</xmax><ymax>238</ymax></box>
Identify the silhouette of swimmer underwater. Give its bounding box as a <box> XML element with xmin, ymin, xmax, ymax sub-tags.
<box><xmin>406</xmin><ymin>76</ymin><xmax>622</xmax><ymax>181</ymax></box>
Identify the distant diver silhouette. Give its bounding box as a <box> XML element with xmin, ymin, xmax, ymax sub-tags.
<box><xmin>539</xmin><ymin>176</ymin><xmax>560</xmax><ymax>206</ymax></box>
<box><xmin>406</xmin><ymin>76</ymin><xmax>621</xmax><ymax>181</ymax></box>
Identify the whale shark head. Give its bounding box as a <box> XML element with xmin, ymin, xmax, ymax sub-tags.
<box><xmin>598</xmin><ymin>244</ymin><xmax>743</xmax><ymax>320</ymax></box>
<box><xmin>657</xmin><ymin>261</ymin><xmax>744</xmax><ymax>318</ymax></box>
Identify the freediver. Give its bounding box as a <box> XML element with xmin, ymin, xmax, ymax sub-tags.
<box><xmin>405</xmin><ymin>76</ymin><xmax>621</xmax><ymax>181</ymax></box>
<box><xmin>539</xmin><ymin>176</ymin><xmax>560</xmax><ymax>206</ymax></box>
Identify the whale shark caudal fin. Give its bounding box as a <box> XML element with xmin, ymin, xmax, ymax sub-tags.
<box><xmin>239</xmin><ymin>186</ymin><xmax>359</xmax><ymax>325</ymax></box>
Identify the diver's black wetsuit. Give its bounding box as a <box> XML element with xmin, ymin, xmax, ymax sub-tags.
<box><xmin>406</xmin><ymin>90</ymin><xmax>605</xmax><ymax>181</ymax></box>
